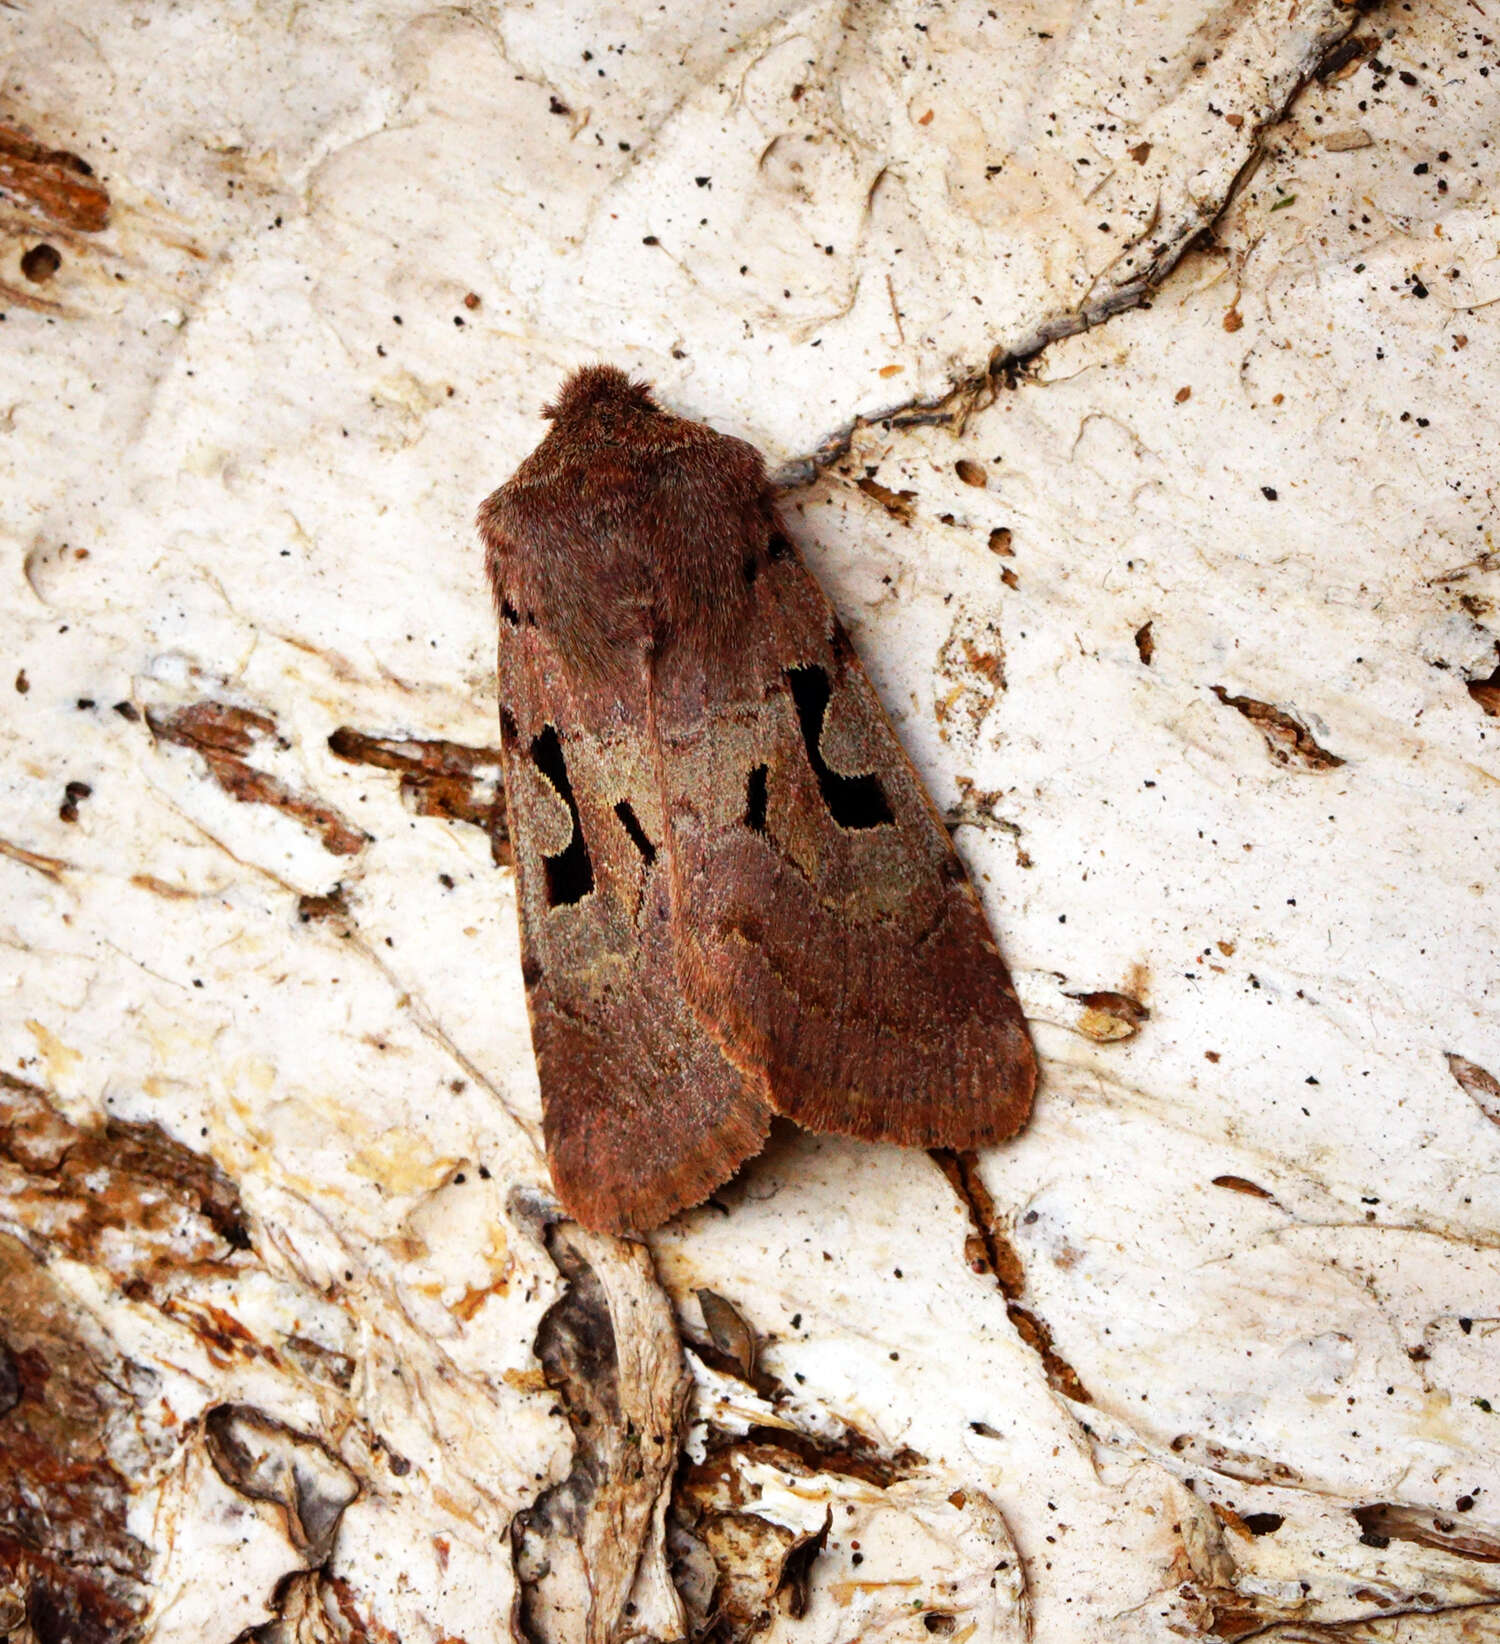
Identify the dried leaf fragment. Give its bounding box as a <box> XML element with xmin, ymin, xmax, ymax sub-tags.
<box><xmin>777</xmin><ymin>1506</ymin><xmax>832</xmax><ymax>1619</ymax></box>
<box><xmin>1467</xmin><ymin>659</ymin><xmax>1500</xmax><ymax>717</ymax></box>
<box><xmin>326</xmin><ymin>726</ymin><xmax>505</xmax><ymax>839</ymax></box>
<box><xmin>855</xmin><ymin>475</ymin><xmax>918</xmax><ymax>523</ymax></box>
<box><xmin>1211</xmin><ymin>1175</ymin><xmax>1276</xmax><ymax>1200</ymax></box>
<box><xmin>512</xmin><ymin>1223</ymin><xmax>690</xmax><ymax>1644</ymax></box>
<box><xmin>669</xmin><ymin>1438</ymin><xmax>1013</xmax><ymax>1643</ymax></box>
<box><xmin>696</xmin><ymin>1288</ymin><xmax>758</xmax><ymax>1383</ymax></box>
<box><xmin>203</xmin><ymin>1405</ymin><xmax>359</xmax><ymax>1564</ymax></box>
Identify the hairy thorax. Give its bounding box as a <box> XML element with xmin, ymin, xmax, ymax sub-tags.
<box><xmin>483</xmin><ymin>403</ymin><xmax>772</xmax><ymax>687</ymax></box>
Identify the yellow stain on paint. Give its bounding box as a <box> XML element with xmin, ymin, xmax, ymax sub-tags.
<box><xmin>1077</xmin><ymin>1006</ymin><xmax>1136</xmax><ymax>1042</ymax></box>
<box><xmin>25</xmin><ymin>1019</ymin><xmax>81</xmax><ymax>1081</ymax></box>
<box><xmin>1417</xmin><ymin>1387</ymin><xmax>1464</xmax><ymax>1447</ymax></box>
<box><xmin>349</xmin><ymin>1129</ymin><xmax>458</xmax><ymax>1195</ymax></box>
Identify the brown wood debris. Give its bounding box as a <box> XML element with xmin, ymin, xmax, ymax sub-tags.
<box><xmin>148</xmin><ymin>701</ymin><xmax>367</xmax><ymax>856</ymax></box>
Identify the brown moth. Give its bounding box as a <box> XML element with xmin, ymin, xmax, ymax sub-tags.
<box><xmin>477</xmin><ymin>365</ymin><xmax>1036</xmax><ymax>1232</ymax></box>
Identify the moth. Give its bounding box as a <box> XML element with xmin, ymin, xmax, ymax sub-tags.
<box><xmin>477</xmin><ymin>365</ymin><xmax>1036</xmax><ymax>1232</ymax></box>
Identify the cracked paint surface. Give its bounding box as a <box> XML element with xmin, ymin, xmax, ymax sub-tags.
<box><xmin>2</xmin><ymin>0</ymin><xmax>1498</xmax><ymax>1640</ymax></box>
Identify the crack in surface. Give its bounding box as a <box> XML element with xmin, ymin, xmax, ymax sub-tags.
<box><xmin>779</xmin><ymin>5</ymin><xmax>1362</xmax><ymax>485</ymax></box>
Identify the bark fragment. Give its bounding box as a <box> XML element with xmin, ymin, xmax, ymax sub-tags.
<box><xmin>932</xmin><ymin>1150</ymin><xmax>1092</xmax><ymax>1403</ymax></box>
<box><xmin>326</xmin><ymin>727</ymin><xmax>507</xmax><ymax>861</ymax></box>
<box><xmin>148</xmin><ymin>702</ymin><xmax>366</xmax><ymax>857</ymax></box>
<box><xmin>0</xmin><ymin>1234</ymin><xmax>153</xmax><ymax>1643</ymax></box>
<box><xmin>0</xmin><ymin>124</ymin><xmax>110</xmax><ymax>232</ymax></box>
<box><xmin>511</xmin><ymin>1222</ymin><xmax>690</xmax><ymax>1644</ymax></box>
<box><xmin>0</xmin><ymin>1070</ymin><xmax>249</xmax><ymax>1285</ymax></box>
<box><xmin>204</xmin><ymin>1406</ymin><xmax>359</xmax><ymax>1565</ymax></box>
<box><xmin>0</xmin><ymin>1074</ymin><xmax>312</xmax><ymax>1642</ymax></box>
<box><xmin>1210</xmin><ymin>686</ymin><xmax>1344</xmax><ymax>769</ymax></box>
<box><xmin>1353</xmin><ymin>1502</ymin><xmax>1500</xmax><ymax>1563</ymax></box>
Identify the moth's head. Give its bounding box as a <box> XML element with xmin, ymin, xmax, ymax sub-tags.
<box><xmin>543</xmin><ymin>364</ymin><xmax>659</xmax><ymax>423</ymax></box>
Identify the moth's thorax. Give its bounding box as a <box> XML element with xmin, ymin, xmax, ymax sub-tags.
<box><xmin>481</xmin><ymin>395</ymin><xmax>772</xmax><ymax>678</ymax></box>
